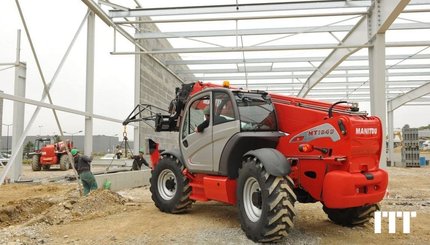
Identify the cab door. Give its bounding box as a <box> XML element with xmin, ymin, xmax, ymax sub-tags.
<box><xmin>212</xmin><ymin>91</ymin><xmax>240</xmax><ymax>173</ymax></box>
<box><xmin>180</xmin><ymin>92</ymin><xmax>213</xmax><ymax>172</ymax></box>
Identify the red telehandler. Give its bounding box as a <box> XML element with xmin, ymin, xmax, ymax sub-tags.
<box><xmin>29</xmin><ymin>137</ymin><xmax>73</xmax><ymax>171</ymax></box>
<box><xmin>123</xmin><ymin>81</ymin><xmax>388</xmax><ymax>242</ymax></box>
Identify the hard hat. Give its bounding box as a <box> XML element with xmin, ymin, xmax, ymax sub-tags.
<box><xmin>203</xmin><ymin>107</ymin><xmax>210</xmax><ymax>115</ymax></box>
<box><xmin>139</xmin><ymin>148</ymin><xmax>144</xmax><ymax>154</ymax></box>
<box><xmin>71</xmin><ymin>149</ymin><xmax>78</xmax><ymax>156</ymax></box>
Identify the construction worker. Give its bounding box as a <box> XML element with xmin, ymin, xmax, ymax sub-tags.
<box><xmin>196</xmin><ymin>106</ymin><xmax>210</xmax><ymax>132</ymax></box>
<box><xmin>131</xmin><ymin>149</ymin><xmax>149</xmax><ymax>170</ymax></box>
<box><xmin>195</xmin><ymin>106</ymin><xmax>227</xmax><ymax>133</ymax></box>
<box><xmin>115</xmin><ymin>145</ymin><xmax>123</xmax><ymax>159</ymax></box>
<box><xmin>71</xmin><ymin>149</ymin><xmax>98</xmax><ymax>196</ymax></box>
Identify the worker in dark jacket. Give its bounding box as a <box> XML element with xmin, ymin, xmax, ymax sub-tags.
<box><xmin>71</xmin><ymin>149</ymin><xmax>98</xmax><ymax>196</ymax></box>
<box><xmin>196</xmin><ymin>107</ymin><xmax>210</xmax><ymax>132</ymax></box>
<box><xmin>131</xmin><ymin>150</ymin><xmax>149</xmax><ymax>170</ymax></box>
<box><xmin>195</xmin><ymin>106</ymin><xmax>227</xmax><ymax>133</ymax></box>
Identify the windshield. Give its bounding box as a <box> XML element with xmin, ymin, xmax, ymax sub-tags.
<box><xmin>234</xmin><ymin>92</ymin><xmax>277</xmax><ymax>131</ymax></box>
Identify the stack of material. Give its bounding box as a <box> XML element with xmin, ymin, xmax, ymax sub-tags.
<box><xmin>401</xmin><ymin>125</ymin><xmax>420</xmax><ymax>167</ymax></box>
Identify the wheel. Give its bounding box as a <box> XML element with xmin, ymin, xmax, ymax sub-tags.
<box><xmin>323</xmin><ymin>204</ymin><xmax>380</xmax><ymax>227</ymax></box>
<box><xmin>237</xmin><ymin>156</ymin><xmax>297</xmax><ymax>243</ymax></box>
<box><xmin>42</xmin><ymin>165</ymin><xmax>51</xmax><ymax>170</ymax></box>
<box><xmin>150</xmin><ymin>155</ymin><xmax>192</xmax><ymax>213</ymax></box>
<box><xmin>59</xmin><ymin>154</ymin><xmax>70</xmax><ymax>171</ymax></box>
<box><xmin>31</xmin><ymin>155</ymin><xmax>41</xmax><ymax>171</ymax></box>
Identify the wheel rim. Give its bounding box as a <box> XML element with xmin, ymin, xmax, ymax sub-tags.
<box><xmin>243</xmin><ymin>177</ymin><xmax>262</xmax><ymax>222</ymax></box>
<box><xmin>158</xmin><ymin>169</ymin><xmax>177</xmax><ymax>200</ymax></box>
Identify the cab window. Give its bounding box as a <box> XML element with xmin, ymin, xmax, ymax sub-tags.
<box><xmin>182</xmin><ymin>95</ymin><xmax>210</xmax><ymax>138</ymax></box>
<box><xmin>213</xmin><ymin>92</ymin><xmax>236</xmax><ymax>126</ymax></box>
<box><xmin>235</xmin><ymin>92</ymin><xmax>277</xmax><ymax>131</ymax></box>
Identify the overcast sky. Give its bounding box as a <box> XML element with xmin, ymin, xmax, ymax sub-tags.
<box><xmin>1</xmin><ymin>0</ymin><xmax>429</xmax><ymax>144</ymax></box>
<box><xmin>0</xmin><ymin>0</ymin><xmax>135</xmax><ymax>140</ymax></box>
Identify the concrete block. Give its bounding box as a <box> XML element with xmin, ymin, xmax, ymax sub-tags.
<box><xmin>94</xmin><ymin>170</ymin><xmax>150</xmax><ymax>192</ymax></box>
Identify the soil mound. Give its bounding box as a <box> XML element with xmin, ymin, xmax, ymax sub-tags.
<box><xmin>0</xmin><ymin>188</ymin><xmax>128</xmax><ymax>227</ymax></box>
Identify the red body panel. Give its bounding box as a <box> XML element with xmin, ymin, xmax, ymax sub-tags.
<box><xmin>40</xmin><ymin>145</ymin><xmax>58</xmax><ymax>164</ymax></box>
<box><xmin>322</xmin><ymin>170</ymin><xmax>388</xmax><ymax>208</ymax></box>
<box><xmin>272</xmin><ymin>93</ymin><xmax>387</xmax><ymax>208</ymax></box>
<box><xmin>183</xmin><ymin>170</ymin><xmax>237</xmax><ymax>205</ymax></box>
<box><xmin>150</xmin><ymin>143</ymin><xmax>160</xmax><ymax>169</ymax></box>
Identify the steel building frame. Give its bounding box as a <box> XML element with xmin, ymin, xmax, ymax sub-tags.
<box><xmin>1</xmin><ymin>0</ymin><xmax>429</xmax><ymax>177</ymax></box>
<box><xmin>88</xmin><ymin>0</ymin><xmax>430</xmax><ymax>166</ymax></box>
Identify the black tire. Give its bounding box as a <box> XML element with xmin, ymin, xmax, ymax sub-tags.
<box><xmin>59</xmin><ymin>154</ymin><xmax>70</xmax><ymax>171</ymax></box>
<box><xmin>31</xmin><ymin>155</ymin><xmax>41</xmax><ymax>171</ymax></box>
<box><xmin>237</xmin><ymin>156</ymin><xmax>297</xmax><ymax>243</ymax></box>
<box><xmin>150</xmin><ymin>155</ymin><xmax>192</xmax><ymax>213</ymax></box>
<box><xmin>42</xmin><ymin>165</ymin><xmax>51</xmax><ymax>170</ymax></box>
<box><xmin>323</xmin><ymin>204</ymin><xmax>380</xmax><ymax>227</ymax></box>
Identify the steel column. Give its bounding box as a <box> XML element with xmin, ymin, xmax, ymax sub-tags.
<box><xmin>134</xmin><ymin>37</ymin><xmax>141</xmax><ymax>154</ymax></box>
<box><xmin>369</xmin><ymin>33</ymin><xmax>387</xmax><ymax>168</ymax></box>
<box><xmin>10</xmin><ymin>62</ymin><xmax>26</xmax><ymax>181</ymax></box>
<box><xmin>387</xmin><ymin>110</ymin><xmax>394</xmax><ymax>166</ymax></box>
<box><xmin>85</xmin><ymin>11</ymin><xmax>95</xmax><ymax>155</ymax></box>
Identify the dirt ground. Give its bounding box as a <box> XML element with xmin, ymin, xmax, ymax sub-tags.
<box><xmin>0</xmin><ymin>165</ymin><xmax>429</xmax><ymax>245</ymax></box>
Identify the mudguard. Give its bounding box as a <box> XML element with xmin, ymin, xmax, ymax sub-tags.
<box><xmin>243</xmin><ymin>148</ymin><xmax>291</xmax><ymax>176</ymax></box>
<box><xmin>160</xmin><ymin>149</ymin><xmax>185</xmax><ymax>165</ymax></box>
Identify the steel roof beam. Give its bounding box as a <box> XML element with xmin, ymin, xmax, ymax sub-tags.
<box><xmin>109</xmin><ymin>1</ymin><xmax>371</xmax><ymax>18</ymax></box>
<box><xmin>185</xmin><ymin>72</ymin><xmax>430</xmax><ymax>81</ymax></box>
<box><xmin>115</xmin><ymin>11</ymin><xmax>367</xmax><ymax>24</ymax></box>
<box><xmin>112</xmin><ymin>4</ymin><xmax>429</xmax><ymax>24</ymax></box>
<box><xmin>230</xmin><ymin>80</ymin><xmax>428</xmax><ymax>87</ymax></box>
<box><xmin>121</xmin><ymin>41</ymin><xmax>428</xmax><ymax>54</ymax></box>
<box><xmin>175</xmin><ymin>64</ymin><xmax>430</xmax><ymax>74</ymax></box>
<box><xmin>262</xmin><ymin>86</ymin><xmax>424</xmax><ymax>92</ymax></box>
<box><xmin>388</xmin><ymin>82</ymin><xmax>430</xmax><ymax>111</ymax></box>
<box><xmin>135</xmin><ymin>22</ymin><xmax>430</xmax><ymax>39</ymax></box>
<box><xmin>164</xmin><ymin>54</ymin><xmax>430</xmax><ymax>65</ymax></box>
<box><xmin>136</xmin><ymin>25</ymin><xmax>356</xmax><ymax>39</ymax></box>
<box><xmin>297</xmin><ymin>0</ymin><xmax>410</xmax><ymax>97</ymax></box>
<box><xmin>145</xmin><ymin>43</ymin><xmax>371</xmax><ymax>54</ymax></box>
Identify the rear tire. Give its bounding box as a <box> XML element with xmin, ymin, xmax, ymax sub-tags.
<box><xmin>150</xmin><ymin>155</ymin><xmax>192</xmax><ymax>213</ymax></box>
<box><xmin>59</xmin><ymin>154</ymin><xmax>70</xmax><ymax>171</ymax></box>
<box><xmin>31</xmin><ymin>155</ymin><xmax>41</xmax><ymax>171</ymax></box>
<box><xmin>323</xmin><ymin>204</ymin><xmax>380</xmax><ymax>226</ymax></box>
<box><xmin>237</xmin><ymin>156</ymin><xmax>297</xmax><ymax>243</ymax></box>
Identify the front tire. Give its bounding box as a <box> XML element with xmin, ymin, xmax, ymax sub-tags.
<box><xmin>237</xmin><ymin>156</ymin><xmax>297</xmax><ymax>243</ymax></box>
<box><xmin>323</xmin><ymin>204</ymin><xmax>380</xmax><ymax>227</ymax></box>
<box><xmin>59</xmin><ymin>154</ymin><xmax>70</xmax><ymax>171</ymax></box>
<box><xmin>32</xmin><ymin>155</ymin><xmax>41</xmax><ymax>171</ymax></box>
<box><xmin>150</xmin><ymin>155</ymin><xmax>192</xmax><ymax>213</ymax></box>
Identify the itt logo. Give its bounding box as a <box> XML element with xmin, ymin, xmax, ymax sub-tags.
<box><xmin>374</xmin><ymin>211</ymin><xmax>417</xmax><ymax>234</ymax></box>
